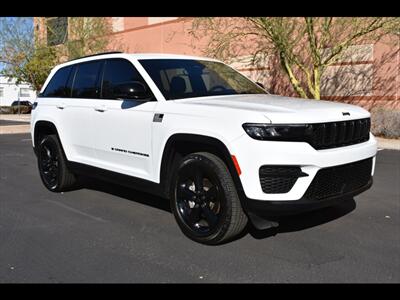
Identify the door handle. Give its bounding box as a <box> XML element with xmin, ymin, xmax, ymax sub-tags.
<box><xmin>56</xmin><ymin>103</ymin><xmax>65</xmax><ymax>110</ymax></box>
<box><xmin>94</xmin><ymin>106</ymin><xmax>106</xmax><ymax>112</ymax></box>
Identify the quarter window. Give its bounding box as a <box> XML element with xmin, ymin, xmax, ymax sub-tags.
<box><xmin>71</xmin><ymin>61</ymin><xmax>102</xmax><ymax>98</ymax></box>
<box><xmin>41</xmin><ymin>66</ymin><xmax>72</xmax><ymax>97</ymax></box>
<box><xmin>101</xmin><ymin>59</ymin><xmax>147</xmax><ymax>99</ymax></box>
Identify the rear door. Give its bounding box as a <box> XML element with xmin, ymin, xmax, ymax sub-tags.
<box><xmin>57</xmin><ymin>60</ymin><xmax>103</xmax><ymax>165</ymax></box>
<box><xmin>37</xmin><ymin>65</ymin><xmax>73</xmax><ymax>153</ymax></box>
<box><xmin>91</xmin><ymin>58</ymin><xmax>157</xmax><ymax>180</ymax></box>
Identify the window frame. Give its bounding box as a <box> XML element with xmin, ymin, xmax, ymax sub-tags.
<box><xmin>70</xmin><ymin>60</ymin><xmax>104</xmax><ymax>99</ymax></box>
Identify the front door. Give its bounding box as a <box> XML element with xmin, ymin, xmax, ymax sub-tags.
<box><xmin>91</xmin><ymin>58</ymin><xmax>157</xmax><ymax>180</ymax></box>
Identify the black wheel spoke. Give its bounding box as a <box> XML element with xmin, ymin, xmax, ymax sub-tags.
<box><xmin>175</xmin><ymin>158</ymin><xmax>224</xmax><ymax>235</ymax></box>
<box><xmin>201</xmin><ymin>205</ymin><xmax>218</xmax><ymax>227</ymax></box>
<box><xmin>39</xmin><ymin>139</ymin><xmax>59</xmax><ymax>189</ymax></box>
<box><xmin>188</xmin><ymin>206</ymin><xmax>201</xmax><ymax>225</ymax></box>
<box><xmin>177</xmin><ymin>183</ymin><xmax>195</xmax><ymax>200</ymax></box>
<box><xmin>205</xmin><ymin>185</ymin><xmax>218</xmax><ymax>202</ymax></box>
<box><xmin>194</xmin><ymin>170</ymin><xmax>203</xmax><ymax>192</ymax></box>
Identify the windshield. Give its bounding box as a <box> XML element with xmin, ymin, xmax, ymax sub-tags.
<box><xmin>138</xmin><ymin>59</ymin><xmax>267</xmax><ymax>100</ymax></box>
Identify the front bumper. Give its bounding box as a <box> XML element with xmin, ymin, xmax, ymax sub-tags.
<box><xmin>229</xmin><ymin>133</ymin><xmax>377</xmax><ymax>201</ymax></box>
<box><xmin>243</xmin><ymin>177</ymin><xmax>372</xmax><ymax>217</ymax></box>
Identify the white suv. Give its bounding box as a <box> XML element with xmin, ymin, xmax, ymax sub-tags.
<box><xmin>31</xmin><ymin>52</ymin><xmax>377</xmax><ymax>244</ymax></box>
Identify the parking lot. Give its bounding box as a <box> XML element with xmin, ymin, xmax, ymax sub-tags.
<box><xmin>0</xmin><ymin>133</ymin><xmax>399</xmax><ymax>283</ymax></box>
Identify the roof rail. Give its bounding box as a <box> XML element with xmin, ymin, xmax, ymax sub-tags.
<box><xmin>67</xmin><ymin>51</ymin><xmax>124</xmax><ymax>62</ymax></box>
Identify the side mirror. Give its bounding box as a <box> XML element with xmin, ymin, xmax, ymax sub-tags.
<box><xmin>113</xmin><ymin>81</ymin><xmax>152</xmax><ymax>100</ymax></box>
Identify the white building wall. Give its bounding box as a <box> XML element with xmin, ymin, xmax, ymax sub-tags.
<box><xmin>0</xmin><ymin>76</ymin><xmax>37</xmax><ymax>106</ymax></box>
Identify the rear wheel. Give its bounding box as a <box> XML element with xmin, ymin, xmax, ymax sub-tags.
<box><xmin>170</xmin><ymin>152</ymin><xmax>248</xmax><ymax>245</ymax></box>
<box><xmin>37</xmin><ymin>134</ymin><xmax>77</xmax><ymax>192</ymax></box>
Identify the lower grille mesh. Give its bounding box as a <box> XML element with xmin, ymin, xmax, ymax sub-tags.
<box><xmin>303</xmin><ymin>158</ymin><xmax>372</xmax><ymax>201</ymax></box>
<box><xmin>259</xmin><ymin>166</ymin><xmax>307</xmax><ymax>194</ymax></box>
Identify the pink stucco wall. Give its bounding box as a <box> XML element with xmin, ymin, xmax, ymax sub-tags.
<box><xmin>107</xmin><ymin>17</ymin><xmax>399</xmax><ymax>110</ymax></box>
<box><xmin>34</xmin><ymin>17</ymin><xmax>399</xmax><ymax>110</ymax></box>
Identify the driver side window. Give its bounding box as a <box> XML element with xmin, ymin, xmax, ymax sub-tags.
<box><xmin>101</xmin><ymin>59</ymin><xmax>147</xmax><ymax>99</ymax></box>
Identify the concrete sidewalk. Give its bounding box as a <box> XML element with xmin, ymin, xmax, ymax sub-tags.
<box><xmin>0</xmin><ymin>114</ymin><xmax>31</xmax><ymax>134</ymax></box>
<box><xmin>0</xmin><ymin>114</ymin><xmax>31</xmax><ymax>122</ymax></box>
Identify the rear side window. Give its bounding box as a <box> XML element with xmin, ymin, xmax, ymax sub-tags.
<box><xmin>101</xmin><ymin>59</ymin><xmax>147</xmax><ymax>99</ymax></box>
<box><xmin>42</xmin><ymin>66</ymin><xmax>72</xmax><ymax>97</ymax></box>
<box><xmin>71</xmin><ymin>61</ymin><xmax>103</xmax><ymax>98</ymax></box>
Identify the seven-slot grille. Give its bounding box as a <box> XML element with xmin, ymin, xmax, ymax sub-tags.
<box><xmin>303</xmin><ymin>158</ymin><xmax>373</xmax><ymax>201</ymax></box>
<box><xmin>308</xmin><ymin>118</ymin><xmax>370</xmax><ymax>150</ymax></box>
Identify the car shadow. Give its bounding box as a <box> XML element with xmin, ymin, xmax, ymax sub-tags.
<box><xmin>77</xmin><ymin>177</ymin><xmax>356</xmax><ymax>242</ymax></box>
<box><xmin>79</xmin><ymin>177</ymin><xmax>171</xmax><ymax>213</ymax></box>
<box><xmin>247</xmin><ymin>198</ymin><xmax>356</xmax><ymax>240</ymax></box>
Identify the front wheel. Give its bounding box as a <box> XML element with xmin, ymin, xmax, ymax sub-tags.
<box><xmin>170</xmin><ymin>152</ymin><xmax>248</xmax><ymax>245</ymax></box>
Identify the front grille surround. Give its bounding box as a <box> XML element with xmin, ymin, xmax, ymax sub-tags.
<box><xmin>303</xmin><ymin>158</ymin><xmax>373</xmax><ymax>201</ymax></box>
<box><xmin>307</xmin><ymin>118</ymin><xmax>370</xmax><ymax>150</ymax></box>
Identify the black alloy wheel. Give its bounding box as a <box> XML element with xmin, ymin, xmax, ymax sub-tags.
<box><xmin>171</xmin><ymin>152</ymin><xmax>248</xmax><ymax>245</ymax></box>
<box><xmin>175</xmin><ymin>161</ymin><xmax>223</xmax><ymax>235</ymax></box>
<box><xmin>37</xmin><ymin>134</ymin><xmax>77</xmax><ymax>192</ymax></box>
<box><xmin>38</xmin><ymin>137</ymin><xmax>60</xmax><ymax>190</ymax></box>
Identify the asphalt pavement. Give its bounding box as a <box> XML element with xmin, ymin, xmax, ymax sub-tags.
<box><xmin>0</xmin><ymin>133</ymin><xmax>399</xmax><ymax>283</ymax></box>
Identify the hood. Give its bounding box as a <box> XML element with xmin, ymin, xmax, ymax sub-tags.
<box><xmin>175</xmin><ymin>94</ymin><xmax>370</xmax><ymax>124</ymax></box>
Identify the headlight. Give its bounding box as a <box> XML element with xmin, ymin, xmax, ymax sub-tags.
<box><xmin>242</xmin><ymin>123</ymin><xmax>313</xmax><ymax>141</ymax></box>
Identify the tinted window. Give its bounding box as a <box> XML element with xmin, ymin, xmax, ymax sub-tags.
<box><xmin>72</xmin><ymin>61</ymin><xmax>103</xmax><ymax>98</ymax></box>
<box><xmin>64</xmin><ymin>65</ymin><xmax>77</xmax><ymax>97</ymax></box>
<box><xmin>42</xmin><ymin>66</ymin><xmax>72</xmax><ymax>97</ymax></box>
<box><xmin>101</xmin><ymin>59</ymin><xmax>147</xmax><ymax>99</ymax></box>
<box><xmin>139</xmin><ymin>59</ymin><xmax>267</xmax><ymax>100</ymax></box>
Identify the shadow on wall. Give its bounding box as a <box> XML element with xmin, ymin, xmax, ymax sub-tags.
<box><xmin>320</xmin><ymin>46</ymin><xmax>400</xmax><ymax>111</ymax></box>
<box><xmin>77</xmin><ymin>176</ymin><xmax>356</xmax><ymax>242</ymax></box>
<box><xmin>231</xmin><ymin>42</ymin><xmax>399</xmax><ymax>111</ymax></box>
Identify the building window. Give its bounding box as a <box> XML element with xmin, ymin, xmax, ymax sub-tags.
<box><xmin>19</xmin><ymin>88</ymin><xmax>30</xmax><ymax>97</ymax></box>
<box><xmin>147</xmin><ymin>17</ymin><xmax>178</xmax><ymax>25</ymax></box>
<box><xmin>46</xmin><ymin>17</ymin><xmax>68</xmax><ymax>46</ymax></box>
<box><xmin>0</xmin><ymin>87</ymin><xmax>4</xmax><ymax>97</ymax></box>
<box><xmin>112</xmin><ymin>17</ymin><xmax>124</xmax><ymax>32</ymax></box>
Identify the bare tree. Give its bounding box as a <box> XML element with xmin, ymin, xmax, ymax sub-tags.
<box><xmin>0</xmin><ymin>17</ymin><xmax>54</xmax><ymax>92</ymax></box>
<box><xmin>0</xmin><ymin>17</ymin><xmax>121</xmax><ymax>91</ymax></box>
<box><xmin>190</xmin><ymin>17</ymin><xmax>399</xmax><ymax>99</ymax></box>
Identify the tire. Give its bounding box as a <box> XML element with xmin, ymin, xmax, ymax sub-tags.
<box><xmin>37</xmin><ymin>134</ymin><xmax>77</xmax><ymax>192</ymax></box>
<box><xmin>170</xmin><ymin>152</ymin><xmax>248</xmax><ymax>245</ymax></box>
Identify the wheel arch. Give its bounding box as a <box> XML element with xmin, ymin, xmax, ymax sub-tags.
<box><xmin>159</xmin><ymin>133</ymin><xmax>245</xmax><ymax>200</ymax></box>
<box><xmin>33</xmin><ymin>120</ymin><xmax>60</xmax><ymax>155</ymax></box>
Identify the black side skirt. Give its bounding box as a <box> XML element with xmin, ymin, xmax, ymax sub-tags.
<box><xmin>67</xmin><ymin>161</ymin><xmax>167</xmax><ymax>198</ymax></box>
